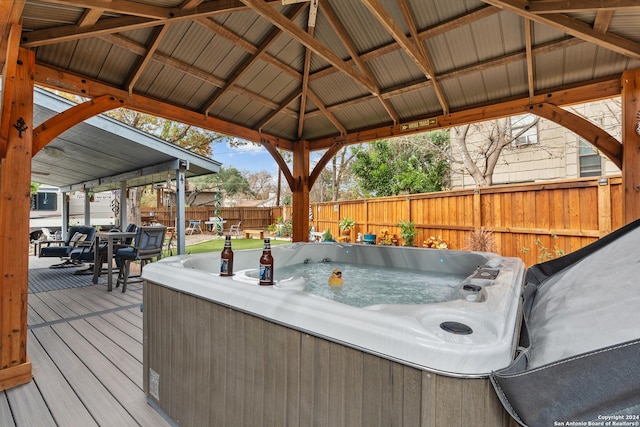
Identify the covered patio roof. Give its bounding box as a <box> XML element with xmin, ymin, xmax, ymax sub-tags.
<box><xmin>31</xmin><ymin>87</ymin><xmax>221</xmax><ymax>193</ymax></box>
<box><xmin>3</xmin><ymin>0</ymin><xmax>640</xmax><ymax>240</ymax></box>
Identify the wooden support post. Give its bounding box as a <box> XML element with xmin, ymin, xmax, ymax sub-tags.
<box><xmin>0</xmin><ymin>48</ymin><xmax>34</xmax><ymax>390</ymax></box>
<box><xmin>291</xmin><ymin>141</ymin><xmax>310</xmax><ymax>242</ymax></box>
<box><xmin>621</xmin><ymin>69</ymin><xmax>640</xmax><ymax>224</ymax></box>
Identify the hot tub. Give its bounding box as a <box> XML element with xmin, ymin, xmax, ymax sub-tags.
<box><xmin>142</xmin><ymin>243</ymin><xmax>525</xmax><ymax>426</ymax></box>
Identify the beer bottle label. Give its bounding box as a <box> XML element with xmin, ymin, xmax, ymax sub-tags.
<box><xmin>220</xmin><ymin>259</ymin><xmax>229</xmax><ymax>275</ymax></box>
<box><xmin>259</xmin><ymin>264</ymin><xmax>272</xmax><ymax>283</ymax></box>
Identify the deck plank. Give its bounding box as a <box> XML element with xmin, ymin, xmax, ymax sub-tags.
<box><xmin>5</xmin><ymin>374</ymin><xmax>57</xmax><ymax>426</ymax></box>
<box><xmin>100</xmin><ymin>311</ymin><xmax>143</xmax><ymax>343</ymax></box>
<box><xmin>85</xmin><ymin>315</ymin><xmax>143</xmax><ymax>361</ymax></box>
<box><xmin>27</xmin><ymin>293</ymin><xmax>64</xmax><ymax>324</ymax></box>
<box><xmin>33</xmin><ymin>291</ymin><xmax>84</xmax><ymax>319</ymax></box>
<box><xmin>26</xmin><ymin>331</ymin><xmax>99</xmax><ymax>426</ymax></box>
<box><xmin>32</xmin><ymin>325</ymin><xmax>140</xmax><ymax>426</ymax></box>
<box><xmin>0</xmin><ymin>257</ymin><xmax>174</xmax><ymax>427</ymax></box>
<box><xmin>69</xmin><ymin>319</ymin><xmax>142</xmax><ymax>386</ymax></box>
<box><xmin>52</xmin><ymin>321</ymin><xmax>171</xmax><ymax>427</ymax></box>
<box><xmin>0</xmin><ymin>393</ymin><xmax>16</xmax><ymax>427</ymax></box>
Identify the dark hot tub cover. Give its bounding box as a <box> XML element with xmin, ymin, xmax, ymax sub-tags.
<box><xmin>491</xmin><ymin>219</ymin><xmax>640</xmax><ymax>427</ymax></box>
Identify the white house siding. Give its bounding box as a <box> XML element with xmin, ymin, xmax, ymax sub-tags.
<box><xmin>450</xmin><ymin>99</ymin><xmax>622</xmax><ymax>189</ymax></box>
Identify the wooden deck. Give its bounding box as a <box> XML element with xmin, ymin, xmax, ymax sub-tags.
<box><xmin>1</xmin><ymin>256</ymin><xmax>173</xmax><ymax>427</ymax></box>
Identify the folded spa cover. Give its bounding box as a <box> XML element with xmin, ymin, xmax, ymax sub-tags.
<box><xmin>491</xmin><ymin>219</ymin><xmax>640</xmax><ymax>427</ymax></box>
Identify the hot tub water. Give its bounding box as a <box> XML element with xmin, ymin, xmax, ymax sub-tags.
<box><xmin>277</xmin><ymin>262</ymin><xmax>464</xmax><ymax>307</ymax></box>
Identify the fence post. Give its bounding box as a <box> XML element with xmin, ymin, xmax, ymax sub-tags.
<box><xmin>364</xmin><ymin>199</ymin><xmax>369</xmax><ymax>235</ymax></box>
<box><xmin>597</xmin><ymin>177</ymin><xmax>612</xmax><ymax>236</ymax></box>
<box><xmin>473</xmin><ymin>188</ymin><xmax>482</xmax><ymax>230</ymax></box>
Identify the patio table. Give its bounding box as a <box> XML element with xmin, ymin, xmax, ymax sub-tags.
<box><xmin>92</xmin><ymin>231</ymin><xmax>137</xmax><ymax>291</ymax></box>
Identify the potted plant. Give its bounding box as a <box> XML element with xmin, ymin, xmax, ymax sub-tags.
<box><xmin>338</xmin><ymin>216</ymin><xmax>355</xmax><ymax>236</ymax></box>
<box><xmin>322</xmin><ymin>229</ymin><xmax>335</xmax><ymax>242</ymax></box>
<box><xmin>398</xmin><ymin>220</ymin><xmax>417</xmax><ymax>247</ymax></box>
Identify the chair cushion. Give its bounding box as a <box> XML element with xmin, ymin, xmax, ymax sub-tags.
<box><xmin>40</xmin><ymin>245</ymin><xmax>73</xmax><ymax>257</ymax></box>
<box><xmin>115</xmin><ymin>247</ymin><xmax>136</xmax><ymax>260</ymax></box>
<box><xmin>69</xmin><ymin>247</ymin><xmax>94</xmax><ymax>262</ymax></box>
<box><xmin>70</xmin><ymin>232</ymin><xmax>87</xmax><ymax>246</ymax></box>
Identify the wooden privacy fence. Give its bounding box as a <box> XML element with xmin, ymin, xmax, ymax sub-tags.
<box><xmin>301</xmin><ymin>176</ymin><xmax>623</xmax><ymax>267</ymax></box>
<box><xmin>143</xmin><ymin>176</ymin><xmax>622</xmax><ymax>266</ymax></box>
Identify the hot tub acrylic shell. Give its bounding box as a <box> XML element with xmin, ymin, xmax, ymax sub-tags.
<box><xmin>142</xmin><ymin>242</ymin><xmax>526</xmax><ymax>377</ymax></box>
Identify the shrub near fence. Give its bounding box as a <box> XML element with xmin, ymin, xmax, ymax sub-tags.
<box><xmin>303</xmin><ymin>176</ymin><xmax>623</xmax><ymax>267</ymax></box>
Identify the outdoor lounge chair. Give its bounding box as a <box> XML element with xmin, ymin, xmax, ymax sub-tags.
<box><xmin>114</xmin><ymin>225</ymin><xmax>167</xmax><ymax>292</ymax></box>
<box><xmin>186</xmin><ymin>219</ymin><xmax>203</xmax><ymax>235</ymax></box>
<box><xmin>39</xmin><ymin>225</ymin><xmax>97</xmax><ymax>268</ymax></box>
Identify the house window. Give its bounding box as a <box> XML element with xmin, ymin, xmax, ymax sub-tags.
<box><xmin>578</xmin><ymin>139</ymin><xmax>602</xmax><ymax>177</ymax></box>
<box><xmin>511</xmin><ymin>114</ymin><xmax>538</xmax><ymax>146</ymax></box>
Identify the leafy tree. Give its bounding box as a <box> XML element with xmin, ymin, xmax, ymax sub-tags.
<box><xmin>215</xmin><ymin>167</ymin><xmax>253</xmax><ymax>197</ymax></box>
<box><xmin>247</xmin><ymin>171</ymin><xmax>276</xmax><ymax>199</ymax></box>
<box><xmin>351</xmin><ymin>132</ymin><xmax>450</xmax><ymax>197</ymax></box>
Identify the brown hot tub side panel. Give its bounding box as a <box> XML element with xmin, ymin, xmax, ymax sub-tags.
<box><xmin>143</xmin><ymin>282</ymin><xmax>518</xmax><ymax>427</ymax></box>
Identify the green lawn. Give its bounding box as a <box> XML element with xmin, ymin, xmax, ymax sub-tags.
<box><xmin>183</xmin><ymin>237</ymin><xmax>291</xmax><ymax>255</ymax></box>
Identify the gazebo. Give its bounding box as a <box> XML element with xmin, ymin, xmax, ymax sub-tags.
<box><xmin>1</xmin><ymin>0</ymin><xmax>640</xmax><ymax>391</ymax></box>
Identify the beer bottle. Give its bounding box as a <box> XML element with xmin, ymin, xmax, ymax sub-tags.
<box><xmin>259</xmin><ymin>238</ymin><xmax>274</xmax><ymax>285</ymax></box>
<box><xmin>220</xmin><ymin>235</ymin><xmax>234</xmax><ymax>276</ymax></box>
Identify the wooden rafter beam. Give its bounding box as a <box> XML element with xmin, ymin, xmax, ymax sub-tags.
<box><xmin>77</xmin><ymin>8</ymin><xmax>103</xmax><ymax>27</ymax></box>
<box><xmin>199</xmin><ymin>4</ymin><xmax>306</xmax><ymax>115</ymax></box>
<box><xmin>20</xmin><ymin>1</ymin><xmax>281</xmax><ymax>48</ymax></box>
<box><xmin>0</xmin><ymin>0</ymin><xmax>24</xmax><ymax>70</ymax></box>
<box><xmin>397</xmin><ymin>0</ymin><xmax>448</xmax><ymax>115</ymax></box>
<box><xmin>98</xmin><ymin>33</ymin><xmax>295</xmax><ymax>118</ymax></box>
<box><xmin>256</xmin><ymin>91</ymin><xmax>302</xmax><ymax>131</ymax></box>
<box><xmin>309</xmin><ymin>5</ymin><xmax>500</xmax><ymax>83</ymax></box>
<box><xmin>306</xmin><ymin>91</ymin><xmax>347</xmax><ymax>135</ymax></box>
<box><xmin>298</xmin><ymin>23</ymin><xmax>314</xmax><ymax>139</ymax></box>
<box><xmin>25</xmin><ymin>0</ymin><xmax>284</xmax><ymax>20</ymax></box>
<box><xmin>239</xmin><ymin>0</ymin><xmax>379</xmax><ymax>95</ymax></box>
<box><xmin>308</xmin><ymin>75</ymin><xmax>622</xmax><ymax>149</ymax></box>
<box><xmin>321</xmin><ymin>0</ymin><xmax>399</xmax><ymax>124</ymax></box>
<box><xmin>524</xmin><ymin>18</ymin><xmax>535</xmax><ymax>100</ymax></box>
<box><xmin>34</xmin><ymin>63</ymin><xmax>294</xmax><ymax>151</ymax></box>
<box><xmin>126</xmin><ymin>24</ymin><xmax>170</xmax><ymax>94</ymax></box>
<box><xmin>484</xmin><ymin>0</ymin><xmax>640</xmax><ymax>59</ymax></box>
<box><xmin>524</xmin><ymin>0</ymin><xmax>640</xmax><ymax>14</ymax></box>
<box><xmin>179</xmin><ymin>0</ymin><xmax>205</xmax><ymax>9</ymax></box>
<box><xmin>302</xmin><ymin>37</ymin><xmax>585</xmax><ymax>123</ymax></box>
<box><xmin>593</xmin><ymin>10</ymin><xmax>614</xmax><ymax>33</ymax></box>
<box><xmin>361</xmin><ymin>0</ymin><xmax>449</xmax><ymax>114</ymax></box>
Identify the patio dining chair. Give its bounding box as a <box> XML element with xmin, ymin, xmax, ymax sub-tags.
<box><xmin>114</xmin><ymin>226</ymin><xmax>167</xmax><ymax>292</ymax></box>
<box><xmin>90</xmin><ymin>223</ymin><xmax>138</xmax><ymax>282</ymax></box>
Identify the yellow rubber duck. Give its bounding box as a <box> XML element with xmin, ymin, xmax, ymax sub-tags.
<box><xmin>328</xmin><ymin>268</ymin><xmax>343</xmax><ymax>287</ymax></box>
